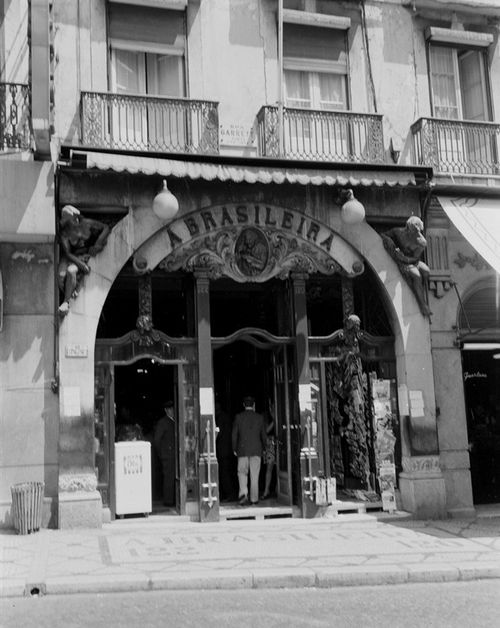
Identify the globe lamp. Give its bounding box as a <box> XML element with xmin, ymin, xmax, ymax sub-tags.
<box><xmin>152</xmin><ymin>179</ymin><xmax>179</xmax><ymax>221</ymax></box>
<box><xmin>341</xmin><ymin>189</ymin><xmax>365</xmax><ymax>225</ymax></box>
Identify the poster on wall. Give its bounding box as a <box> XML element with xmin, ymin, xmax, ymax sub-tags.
<box><xmin>371</xmin><ymin>375</ymin><xmax>397</xmax><ymax>512</ymax></box>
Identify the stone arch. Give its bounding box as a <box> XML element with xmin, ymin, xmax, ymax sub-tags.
<box><xmin>57</xmin><ymin>202</ymin><xmax>437</xmax><ymax>521</ymax></box>
<box><xmin>60</xmin><ymin>202</ymin><xmax>436</xmax><ymax>431</ymax></box>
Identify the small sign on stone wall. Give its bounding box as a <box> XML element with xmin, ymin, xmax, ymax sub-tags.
<box><xmin>219</xmin><ymin>123</ymin><xmax>254</xmax><ymax>147</ymax></box>
<box><xmin>65</xmin><ymin>344</ymin><xmax>88</xmax><ymax>358</ymax></box>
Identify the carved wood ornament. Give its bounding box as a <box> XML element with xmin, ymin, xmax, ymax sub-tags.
<box><xmin>160</xmin><ymin>226</ymin><xmax>345</xmax><ymax>282</ymax></box>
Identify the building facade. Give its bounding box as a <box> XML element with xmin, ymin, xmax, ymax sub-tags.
<box><xmin>1</xmin><ymin>0</ymin><xmax>499</xmax><ymax>529</ymax></box>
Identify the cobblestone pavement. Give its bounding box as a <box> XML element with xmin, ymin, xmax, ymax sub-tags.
<box><xmin>1</xmin><ymin>512</ymin><xmax>500</xmax><ymax>597</ymax></box>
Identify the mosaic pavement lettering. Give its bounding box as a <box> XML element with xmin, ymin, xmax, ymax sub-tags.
<box><xmin>1</xmin><ymin>517</ymin><xmax>500</xmax><ymax>596</ymax></box>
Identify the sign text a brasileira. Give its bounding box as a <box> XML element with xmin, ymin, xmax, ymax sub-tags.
<box><xmin>164</xmin><ymin>205</ymin><xmax>337</xmax><ymax>253</ymax></box>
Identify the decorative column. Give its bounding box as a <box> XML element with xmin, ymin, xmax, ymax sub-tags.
<box><xmin>194</xmin><ymin>270</ymin><xmax>219</xmax><ymax>522</ymax></box>
<box><xmin>341</xmin><ymin>276</ymin><xmax>354</xmax><ymax>320</ymax></box>
<box><xmin>291</xmin><ymin>273</ymin><xmax>318</xmax><ymax>517</ymax></box>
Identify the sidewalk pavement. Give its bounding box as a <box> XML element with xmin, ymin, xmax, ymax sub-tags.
<box><xmin>1</xmin><ymin>508</ymin><xmax>500</xmax><ymax>598</ymax></box>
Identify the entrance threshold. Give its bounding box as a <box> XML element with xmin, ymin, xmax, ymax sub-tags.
<box><xmin>220</xmin><ymin>500</ymin><xmax>296</xmax><ymax>521</ymax></box>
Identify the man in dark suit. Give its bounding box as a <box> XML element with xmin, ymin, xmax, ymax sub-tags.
<box><xmin>232</xmin><ymin>396</ymin><xmax>267</xmax><ymax>506</ymax></box>
<box><xmin>153</xmin><ymin>401</ymin><xmax>176</xmax><ymax>506</ymax></box>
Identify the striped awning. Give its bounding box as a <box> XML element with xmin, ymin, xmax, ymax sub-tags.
<box><xmin>438</xmin><ymin>196</ymin><xmax>500</xmax><ymax>275</ymax></box>
<box><xmin>73</xmin><ymin>150</ymin><xmax>418</xmax><ymax>189</ymax></box>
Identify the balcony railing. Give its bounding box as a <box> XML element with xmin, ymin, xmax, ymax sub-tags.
<box><xmin>80</xmin><ymin>91</ymin><xmax>219</xmax><ymax>155</ymax></box>
<box><xmin>257</xmin><ymin>105</ymin><xmax>384</xmax><ymax>163</ymax></box>
<box><xmin>411</xmin><ymin>117</ymin><xmax>500</xmax><ymax>176</ymax></box>
<box><xmin>0</xmin><ymin>82</ymin><xmax>31</xmax><ymax>151</ymax></box>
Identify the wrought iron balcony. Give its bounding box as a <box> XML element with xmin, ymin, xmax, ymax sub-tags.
<box><xmin>0</xmin><ymin>82</ymin><xmax>31</xmax><ymax>151</ymax></box>
<box><xmin>257</xmin><ymin>105</ymin><xmax>384</xmax><ymax>163</ymax></box>
<box><xmin>411</xmin><ymin>117</ymin><xmax>500</xmax><ymax>176</ymax></box>
<box><xmin>80</xmin><ymin>91</ymin><xmax>219</xmax><ymax>155</ymax></box>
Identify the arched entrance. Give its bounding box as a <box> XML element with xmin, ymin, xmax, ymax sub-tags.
<box><xmin>91</xmin><ymin>257</ymin><xmax>402</xmax><ymax>521</ymax></box>
<box><xmin>57</xmin><ymin>203</ymin><xmax>442</xmax><ymax>527</ymax></box>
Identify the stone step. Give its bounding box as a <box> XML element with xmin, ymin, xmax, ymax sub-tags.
<box><xmin>220</xmin><ymin>504</ymin><xmax>295</xmax><ymax>521</ymax></box>
<box><xmin>219</xmin><ymin>499</ymin><xmax>391</xmax><ymax>522</ymax></box>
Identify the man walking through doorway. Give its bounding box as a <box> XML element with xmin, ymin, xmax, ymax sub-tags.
<box><xmin>232</xmin><ymin>396</ymin><xmax>267</xmax><ymax>506</ymax></box>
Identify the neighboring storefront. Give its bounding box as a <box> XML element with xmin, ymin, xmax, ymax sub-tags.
<box><xmin>425</xmin><ymin>195</ymin><xmax>500</xmax><ymax>517</ymax></box>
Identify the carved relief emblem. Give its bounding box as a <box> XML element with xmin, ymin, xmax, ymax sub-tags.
<box><xmin>161</xmin><ymin>227</ymin><xmax>344</xmax><ymax>283</ymax></box>
<box><xmin>235</xmin><ymin>228</ymin><xmax>269</xmax><ymax>277</ymax></box>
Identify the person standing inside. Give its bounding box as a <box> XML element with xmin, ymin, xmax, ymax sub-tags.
<box><xmin>153</xmin><ymin>401</ymin><xmax>176</xmax><ymax>507</ymax></box>
<box><xmin>232</xmin><ymin>396</ymin><xmax>267</xmax><ymax>506</ymax></box>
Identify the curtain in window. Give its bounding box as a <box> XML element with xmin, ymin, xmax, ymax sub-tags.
<box><xmin>284</xmin><ymin>70</ymin><xmax>311</xmax><ymax>108</ymax></box>
<box><xmin>430</xmin><ymin>46</ymin><xmax>459</xmax><ymax>119</ymax></box>
<box><xmin>318</xmin><ymin>74</ymin><xmax>346</xmax><ymax>111</ymax></box>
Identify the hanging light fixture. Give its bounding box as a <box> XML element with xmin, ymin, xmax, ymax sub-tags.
<box><xmin>152</xmin><ymin>179</ymin><xmax>179</xmax><ymax>221</ymax></box>
<box><xmin>341</xmin><ymin>189</ymin><xmax>365</xmax><ymax>225</ymax></box>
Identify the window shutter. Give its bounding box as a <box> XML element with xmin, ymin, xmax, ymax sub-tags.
<box><xmin>283</xmin><ymin>23</ymin><xmax>346</xmax><ymax>65</ymax></box>
<box><xmin>109</xmin><ymin>3</ymin><xmax>185</xmax><ymax>50</ymax></box>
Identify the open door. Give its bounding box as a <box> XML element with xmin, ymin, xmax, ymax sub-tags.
<box><xmin>273</xmin><ymin>345</ymin><xmax>296</xmax><ymax>506</ymax></box>
<box><xmin>94</xmin><ymin>364</ymin><xmax>115</xmax><ymax>519</ymax></box>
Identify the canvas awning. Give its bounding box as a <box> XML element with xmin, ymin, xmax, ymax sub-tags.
<box><xmin>437</xmin><ymin>196</ymin><xmax>500</xmax><ymax>274</ymax></box>
<box><xmin>71</xmin><ymin>150</ymin><xmax>419</xmax><ymax>189</ymax></box>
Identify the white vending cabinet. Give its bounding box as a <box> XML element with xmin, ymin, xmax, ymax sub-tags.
<box><xmin>114</xmin><ymin>441</ymin><xmax>152</xmax><ymax>516</ymax></box>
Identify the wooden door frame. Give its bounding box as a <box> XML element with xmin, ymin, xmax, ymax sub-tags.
<box><xmin>95</xmin><ymin>352</ymin><xmax>189</xmax><ymax>518</ymax></box>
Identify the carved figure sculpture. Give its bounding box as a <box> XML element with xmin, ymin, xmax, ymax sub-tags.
<box><xmin>381</xmin><ymin>216</ymin><xmax>431</xmax><ymax>317</ymax></box>
<box><xmin>58</xmin><ymin>205</ymin><xmax>110</xmax><ymax>316</ymax></box>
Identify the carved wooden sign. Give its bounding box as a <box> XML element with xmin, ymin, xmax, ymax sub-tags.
<box><xmin>147</xmin><ymin>205</ymin><xmax>364</xmax><ymax>283</ymax></box>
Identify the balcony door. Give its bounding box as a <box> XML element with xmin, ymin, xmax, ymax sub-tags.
<box><xmin>284</xmin><ymin>69</ymin><xmax>348</xmax><ymax>159</ymax></box>
<box><xmin>429</xmin><ymin>45</ymin><xmax>493</xmax><ymax>172</ymax></box>
<box><xmin>110</xmin><ymin>47</ymin><xmax>185</xmax><ymax>150</ymax></box>
<box><xmin>282</xmin><ymin>22</ymin><xmax>350</xmax><ymax>161</ymax></box>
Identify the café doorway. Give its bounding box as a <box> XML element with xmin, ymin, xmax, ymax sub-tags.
<box><xmin>114</xmin><ymin>360</ymin><xmax>178</xmax><ymax>513</ymax></box>
<box><xmin>213</xmin><ymin>339</ymin><xmax>297</xmax><ymax>510</ymax></box>
<box><xmin>210</xmin><ymin>277</ymin><xmax>297</xmax><ymax>511</ymax></box>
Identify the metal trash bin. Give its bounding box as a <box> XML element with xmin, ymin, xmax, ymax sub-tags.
<box><xmin>11</xmin><ymin>481</ymin><xmax>44</xmax><ymax>534</ymax></box>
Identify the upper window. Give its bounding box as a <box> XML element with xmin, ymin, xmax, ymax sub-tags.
<box><xmin>429</xmin><ymin>45</ymin><xmax>490</xmax><ymax>122</ymax></box>
<box><xmin>108</xmin><ymin>3</ymin><xmax>186</xmax><ymax>98</ymax></box>
<box><xmin>283</xmin><ymin>24</ymin><xmax>348</xmax><ymax>111</ymax></box>
<box><xmin>111</xmin><ymin>49</ymin><xmax>184</xmax><ymax>99</ymax></box>
<box><xmin>106</xmin><ymin>3</ymin><xmax>187</xmax><ymax>151</ymax></box>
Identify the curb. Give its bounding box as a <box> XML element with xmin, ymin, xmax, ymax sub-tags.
<box><xmin>4</xmin><ymin>565</ymin><xmax>500</xmax><ymax>598</ymax></box>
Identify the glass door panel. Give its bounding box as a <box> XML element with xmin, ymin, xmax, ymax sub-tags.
<box><xmin>430</xmin><ymin>46</ymin><xmax>463</xmax><ymax>171</ymax></box>
<box><xmin>94</xmin><ymin>365</ymin><xmax>114</xmax><ymax>514</ymax></box>
<box><xmin>459</xmin><ymin>51</ymin><xmax>493</xmax><ymax>172</ymax></box>
<box><xmin>146</xmin><ymin>53</ymin><xmax>186</xmax><ymax>151</ymax></box>
<box><xmin>273</xmin><ymin>345</ymin><xmax>293</xmax><ymax>505</ymax></box>
<box><xmin>111</xmin><ymin>49</ymin><xmax>148</xmax><ymax>149</ymax></box>
<box><xmin>284</xmin><ymin>70</ymin><xmax>311</xmax><ymax>156</ymax></box>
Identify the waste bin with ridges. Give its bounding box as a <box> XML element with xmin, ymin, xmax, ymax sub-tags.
<box><xmin>11</xmin><ymin>482</ymin><xmax>44</xmax><ymax>534</ymax></box>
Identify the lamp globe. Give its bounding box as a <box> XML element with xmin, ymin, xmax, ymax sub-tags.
<box><xmin>341</xmin><ymin>189</ymin><xmax>365</xmax><ymax>225</ymax></box>
<box><xmin>152</xmin><ymin>180</ymin><xmax>179</xmax><ymax>221</ymax></box>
